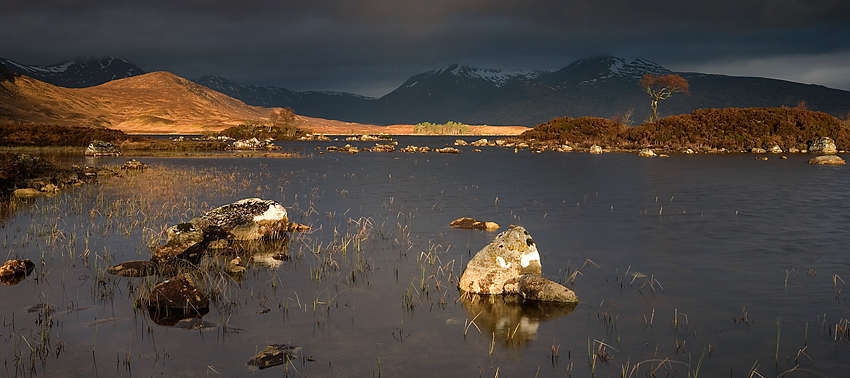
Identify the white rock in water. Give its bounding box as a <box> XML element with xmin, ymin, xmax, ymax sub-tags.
<box><xmin>459</xmin><ymin>226</ymin><xmax>542</xmax><ymax>295</ymax></box>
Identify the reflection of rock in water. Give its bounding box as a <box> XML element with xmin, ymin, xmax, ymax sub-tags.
<box><xmin>461</xmin><ymin>293</ymin><xmax>576</xmax><ymax>348</ymax></box>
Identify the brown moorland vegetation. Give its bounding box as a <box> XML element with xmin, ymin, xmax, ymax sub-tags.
<box><xmin>521</xmin><ymin>107</ymin><xmax>850</xmax><ymax>151</ymax></box>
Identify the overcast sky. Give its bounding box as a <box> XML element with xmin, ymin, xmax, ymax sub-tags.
<box><xmin>2</xmin><ymin>0</ymin><xmax>849</xmax><ymax>97</ymax></box>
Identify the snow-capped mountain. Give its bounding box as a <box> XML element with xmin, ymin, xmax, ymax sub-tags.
<box><xmin>402</xmin><ymin>64</ymin><xmax>545</xmax><ymax>89</ymax></box>
<box><xmin>0</xmin><ymin>57</ymin><xmax>145</xmax><ymax>88</ymax></box>
<box><xmin>544</xmin><ymin>56</ymin><xmax>673</xmax><ymax>88</ymax></box>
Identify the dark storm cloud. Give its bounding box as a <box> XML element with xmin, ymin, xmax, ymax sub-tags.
<box><xmin>2</xmin><ymin>0</ymin><xmax>849</xmax><ymax>96</ymax></box>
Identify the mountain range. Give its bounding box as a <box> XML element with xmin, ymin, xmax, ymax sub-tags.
<box><xmin>3</xmin><ymin>55</ymin><xmax>850</xmax><ymax>127</ymax></box>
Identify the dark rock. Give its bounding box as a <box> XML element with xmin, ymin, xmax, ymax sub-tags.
<box><xmin>107</xmin><ymin>260</ymin><xmax>157</xmax><ymax>277</ymax></box>
<box><xmin>450</xmin><ymin>217</ymin><xmax>499</xmax><ymax>230</ymax></box>
<box><xmin>0</xmin><ymin>259</ymin><xmax>35</xmax><ymax>285</ymax></box>
<box><xmin>247</xmin><ymin>344</ymin><xmax>301</xmax><ymax>370</ymax></box>
<box><xmin>518</xmin><ymin>275</ymin><xmax>578</xmax><ymax>302</ymax></box>
<box><xmin>151</xmin><ymin>222</ymin><xmax>205</xmax><ymax>264</ymax></box>
<box><xmin>145</xmin><ymin>273</ymin><xmax>208</xmax><ymax>312</ymax></box>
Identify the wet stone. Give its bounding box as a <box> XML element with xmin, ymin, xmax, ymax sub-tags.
<box><xmin>174</xmin><ymin>317</ymin><xmax>217</xmax><ymax>330</ymax></box>
<box><xmin>247</xmin><ymin>344</ymin><xmax>301</xmax><ymax>370</ymax></box>
<box><xmin>146</xmin><ymin>273</ymin><xmax>209</xmax><ymax>311</ymax></box>
<box><xmin>0</xmin><ymin>259</ymin><xmax>35</xmax><ymax>285</ymax></box>
<box><xmin>450</xmin><ymin>217</ymin><xmax>499</xmax><ymax>230</ymax></box>
<box><xmin>107</xmin><ymin>260</ymin><xmax>157</xmax><ymax>277</ymax></box>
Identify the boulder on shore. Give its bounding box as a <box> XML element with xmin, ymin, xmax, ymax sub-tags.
<box><xmin>637</xmin><ymin>148</ymin><xmax>656</xmax><ymax>157</ymax></box>
<box><xmin>809</xmin><ymin>137</ymin><xmax>838</xmax><ymax>154</ymax></box>
<box><xmin>450</xmin><ymin>217</ymin><xmax>499</xmax><ymax>230</ymax></box>
<box><xmin>192</xmin><ymin>198</ymin><xmax>289</xmax><ymax>240</ymax></box>
<box><xmin>459</xmin><ymin>226</ymin><xmax>577</xmax><ymax>302</ymax></box>
<box><xmin>589</xmin><ymin>145</ymin><xmax>603</xmax><ymax>154</ymax></box>
<box><xmin>85</xmin><ymin>140</ymin><xmax>121</xmax><ymax>157</ymax></box>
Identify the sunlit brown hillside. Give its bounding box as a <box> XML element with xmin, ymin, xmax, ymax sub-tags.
<box><xmin>0</xmin><ymin>64</ymin><xmax>528</xmax><ymax>135</ymax></box>
<box><xmin>0</xmin><ymin>64</ymin><xmax>276</xmax><ymax>134</ymax></box>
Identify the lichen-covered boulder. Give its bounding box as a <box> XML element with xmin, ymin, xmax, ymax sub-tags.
<box><xmin>809</xmin><ymin>137</ymin><xmax>838</xmax><ymax>154</ymax></box>
<box><xmin>231</xmin><ymin>138</ymin><xmax>280</xmax><ymax>151</ymax></box>
<box><xmin>85</xmin><ymin>140</ymin><xmax>121</xmax><ymax>157</ymax></box>
<box><xmin>459</xmin><ymin>226</ymin><xmax>542</xmax><ymax>295</ymax></box>
<box><xmin>637</xmin><ymin>148</ymin><xmax>656</xmax><ymax>157</ymax></box>
<box><xmin>450</xmin><ymin>217</ymin><xmax>499</xmax><ymax>230</ymax></box>
<box><xmin>151</xmin><ymin>222</ymin><xmax>205</xmax><ymax>264</ymax></box>
<box><xmin>192</xmin><ymin>198</ymin><xmax>289</xmax><ymax>240</ymax></box>
<box><xmin>146</xmin><ymin>273</ymin><xmax>208</xmax><ymax>311</ymax></box>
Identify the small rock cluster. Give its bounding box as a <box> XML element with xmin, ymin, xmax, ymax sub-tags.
<box><xmin>108</xmin><ymin>198</ymin><xmax>303</xmax><ymax>319</ymax></box>
<box><xmin>230</xmin><ymin>138</ymin><xmax>281</xmax><ymax>151</ymax></box>
<box><xmin>459</xmin><ymin>226</ymin><xmax>578</xmax><ymax>303</ymax></box>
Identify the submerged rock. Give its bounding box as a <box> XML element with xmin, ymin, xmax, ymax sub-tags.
<box><xmin>808</xmin><ymin>155</ymin><xmax>846</xmax><ymax>165</ymax></box>
<box><xmin>174</xmin><ymin>317</ymin><xmax>217</xmax><ymax>330</ymax></box>
<box><xmin>108</xmin><ymin>260</ymin><xmax>157</xmax><ymax>277</ymax></box>
<box><xmin>450</xmin><ymin>217</ymin><xmax>499</xmax><ymax>230</ymax></box>
<box><xmin>247</xmin><ymin>344</ymin><xmax>301</xmax><ymax>370</ymax></box>
<box><xmin>0</xmin><ymin>259</ymin><xmax>35</xmax><ymax>285</ymax></box>
<box><xmin>193</xmin><ymin>198</ymin><xmax>289</xmax><ymax>240</ymax></box>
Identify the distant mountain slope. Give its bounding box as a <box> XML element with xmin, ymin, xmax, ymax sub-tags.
<box><xmin>197</xmin><ymin>55</ymin><xmax>850</xmax><ymax>126</ymax></box>
<box><xmin>0</xmin><ymin>63</ymin><xmax>274</xmax><ymax>133</ymax></box>
<box><xmin>0</xmin><ymin>57</ymin><xmax>145</xmax><ymax>88</ymax></box>
<box><xmin>194</xmin><ymin>75</ymin><xmax>377</xmax><ymax>122</ymax></box>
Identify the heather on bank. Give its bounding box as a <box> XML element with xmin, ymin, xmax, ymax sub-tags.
<box><xmin>521</xmin><ymin>107</ymin><xmax>850</xmax><ymax>151</ymax></box>
<box><xmin>0</xmin><ymin>123</ymin><xmax>137</xmax><ymax>147</ymax></box>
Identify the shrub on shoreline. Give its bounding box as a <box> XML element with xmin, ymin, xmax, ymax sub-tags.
<box><xmin>521</xmin><ymin>107</ymin><xmax>850</xmax><ymax>151</ymax></box>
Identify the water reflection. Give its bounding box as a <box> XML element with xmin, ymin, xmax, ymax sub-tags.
<box><xmin>461</xmin><ymin>293</ymin><xmax>576</xmax><ymax>348</ymax></box>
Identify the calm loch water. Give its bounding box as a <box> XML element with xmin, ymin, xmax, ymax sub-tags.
<box><xmin>2</xmin><ymin>136</ymin><xmax>849</xmax><ymax>377</ymax></box>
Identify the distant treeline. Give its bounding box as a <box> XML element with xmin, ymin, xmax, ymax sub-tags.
<box><xmin>413</xmin><ymin>121</ymin><xmax>473</xmax><ymax>135</ymax></box>
<box><xmin>521</xmin><ymin>107</ymin><xmax>850</xmax><ymax>151</ymax></box>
